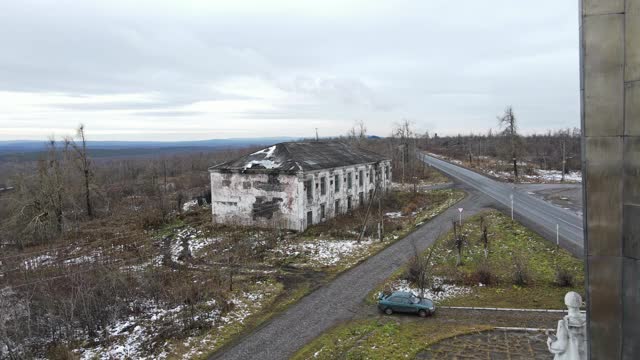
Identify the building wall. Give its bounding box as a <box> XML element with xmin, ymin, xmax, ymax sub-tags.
<box><xmin>300</xmin><ymin>160</ymin><xmax>392</xmax><ymax>228</ymax></box>
<box><xmin>581</xmin><ymin>1</ymin><xmax>640</xmax><ymax>358</ymax></box>
<box><xmin>210</xmin><ymin>171</ymin><xmax>304</xmax><ymax>230</ymax></box>
<box><xmin>209</xmin><ymin>160</ymin><xmax>391</xmax><ymax>232</ymax></box>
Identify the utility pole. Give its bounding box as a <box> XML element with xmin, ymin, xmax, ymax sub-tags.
<box><xmin>401</xmin><ymin>145</ymin><xmax>406</xmax><ymax>186</ymax></box>
<box><xmin>378</xmin><ymin>188</ymin><xmax>383</xmax><ymax>242</ymax></box>
<box><xmin>561</xmin><ymin>140</ymin><xmax>566</xmax><ymax>183</ymax></box>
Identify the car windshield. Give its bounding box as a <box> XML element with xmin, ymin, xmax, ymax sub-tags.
<box><xmin>410</xmin><ymin>296</ymin><xmax>420</xmax><ymax>304</ymax></box>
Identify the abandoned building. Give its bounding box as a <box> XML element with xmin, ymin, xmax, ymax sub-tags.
<box><xmin>209</xmin><ymin>141</ymin><xmax>392</xmax><ymax>231</ymax></box>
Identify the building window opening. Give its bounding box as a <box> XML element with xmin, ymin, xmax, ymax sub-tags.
<box><xmin>305</xmin><ymin>180</ymin><xmax>313</xmax><ymax>201</ymax></box>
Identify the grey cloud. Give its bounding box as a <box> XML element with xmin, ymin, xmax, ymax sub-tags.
<box><xmin>132</xmin><ymin>111</ymin><xmax>205</xmax><ymax>117</ymax></box>
<box><xmin>0</xmin><ymin>0</ymin><xmax>580</xmax><ymax>139</ymax></box>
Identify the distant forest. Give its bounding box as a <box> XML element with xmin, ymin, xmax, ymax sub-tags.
<box><xmin>423</xmin><ymin>127</ymin><xmax>582</xmax><ymax>173</ymax></box>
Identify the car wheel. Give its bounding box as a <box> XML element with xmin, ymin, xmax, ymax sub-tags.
<box><xmin>384</xmin><ymin>307</ymin><xmax>393</xmax><ymax>315</ymax></box>
<box><xmin>418</xmin><ymin>310</ymin><xmax>427</xmax><ymax>318</ymax></box>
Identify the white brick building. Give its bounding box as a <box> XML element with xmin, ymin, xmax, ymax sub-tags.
<box><xmin>209</xmin><ymin>141</ymin><xmax>391</xmax><ymax>231</ymax></box>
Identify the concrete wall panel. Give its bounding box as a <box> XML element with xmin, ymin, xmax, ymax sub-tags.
<box><xmin>583</xmin><ymin>14</ymin><xmax>625</xmax><ymax>136</ymax></box>
<box><xmin>626</xmin><ymin>0</ymin><xmax>640</xmax><ymax>81</ymax></box>
<box><xmin>582</xmin><ymin>1</ymin><xmax>640</xmax><ymax>358</ymax></box>
<box><xmin>587</xmin><ymin>255</ymin><xmax>623</xmax><ymax>359</ymax></box>
<box><xmin>626</xmin><ymin>82</ymin><xmax>640</xmax><ymax>135</ymax></box>
<box><xmin>583</xmin><ymin>0</ymin><xmax>624</xmax><ymax>15</ymax></box>
<box><xmin>584</xmin><ymin>137</ymin><xmax>624</xmax><ymax>256</ymax></box>
<box><xmin>622</xmin><ymin>257</ymin><xmax>640</xmax><ymax>359</ymax></box>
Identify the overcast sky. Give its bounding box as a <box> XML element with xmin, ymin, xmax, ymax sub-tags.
<box><xmin>0</xmin><ymin>0</ymin><xmax>579</xmax><ymax>141</ymax></box>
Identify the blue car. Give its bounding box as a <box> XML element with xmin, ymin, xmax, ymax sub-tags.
<box><xmin>377</xmin><ymin>291</ymin><xmax>436</xmax><ymax>317</ymax></box>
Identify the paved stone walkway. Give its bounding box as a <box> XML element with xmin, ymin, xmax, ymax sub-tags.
<box><xmin>416</xmin><ymin>330</ymin><xmax>550</xmax><ymax>359</ymax></box>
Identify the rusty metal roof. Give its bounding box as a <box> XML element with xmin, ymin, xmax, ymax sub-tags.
<box><xmin>210</xmin><ymin>141</ymin><xmax>389</xmax><ymax>173</ymax></box>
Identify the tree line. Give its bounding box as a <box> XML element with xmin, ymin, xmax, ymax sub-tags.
<box><xmin>0</xmin><ymin>125</ymin><xmax>259</xmax><ymax>248</ymax></box>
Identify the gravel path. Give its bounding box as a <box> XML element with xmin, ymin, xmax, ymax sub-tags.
<box><xmin>209</xmin><ymin>189</ymin><xmax>491</xmax><ymax>360</ymax></box>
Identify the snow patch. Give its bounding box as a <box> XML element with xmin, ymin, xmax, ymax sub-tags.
<box><xmin>536</xmin><ymin>170</ymin><xmax>582</xmax><ymax>182</ymax></box>
<box><xmin>244</xmin><ymin>159</ymin><xmax>280</xmax><ymax>170</ymax></box>
<box><xmin>277</xmin><ymin>239</ymin><xmax>375</xmax><ymax>266</ymax></box>
<box><xmin>387</xmin><ymin>278</ymin><xmax>472</xmax><ymax>303</ymax></box>
<box><xmin>385</xmin><ymin>212</ymin><xmax>403</xmax><ymax>219</ymax></box>
<box><xmin>22</xmin><ymin>255</ymin><xmax>55</xmax><ymax>270</ymax></box>
<box><xmin>182</xmin><ymin>200</ymin><xmax>198</xmax><ymax>212</ymax></box>
<box><xmin>251</xmin><ymin>145</ymin><xmax>276</xmax><ymax>157</ymax></box>
<box><xmin>245</xmin><ymin>146</ymin><xmax>280</xmax><ymax>169</ymax></box>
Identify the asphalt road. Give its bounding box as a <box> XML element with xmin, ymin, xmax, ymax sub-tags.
<box><xmin>209</xmin><ymin>190</ymin><xmax>491</xmax><ymax>360</ymax></box>
<box><xmin>419</xmin><ymin>153</ymin><xmax>584</xmax><ymax>256</ymax></box>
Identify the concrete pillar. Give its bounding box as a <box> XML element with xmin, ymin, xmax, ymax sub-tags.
<box><xmin>581</xmin><ymin>0</ymin><xmax>640</xmax><ymax>359</ymax></box>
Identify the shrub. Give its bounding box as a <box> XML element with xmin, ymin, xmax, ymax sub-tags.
<box><xmin>524</xmin><ymin>166</ymin><xmax>537</xmax><ymax>176</ymax></box>
<box><xmin>404</xmin><ymin>256</ymin><xmax>424</xmax><ymax>284</ymax></box>
<box><xmin>401</xmin><ymin>202</ymin><xmax>419</xmax><ymax>216</ymax></box>
<box><xmin>46</xmin><ymin>344</ymin><xmax>75</xmax><ymax>360</ymax></box>
<box><xmin>555</xmin><ymin>268</ymin><xmax>575</xmax><ymax>287</ymax></box>
<box><xmin>470</xmin><ymin>263</ymin><xmax>493</xmax><ymax>285</ymax></box>
<box><xmin>512</xmin><ymin>257</ymin><xmax>531</xmax><ymax>286</ymax></box>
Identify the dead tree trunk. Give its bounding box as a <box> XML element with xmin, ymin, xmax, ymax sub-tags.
<box><xmin>71</xmin><ymin>125</ymin><xmax>94</xmax><ymax>218</ymax></box>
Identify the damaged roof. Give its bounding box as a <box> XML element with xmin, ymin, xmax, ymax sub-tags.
<box><xmin>210</xmin><ymin>141</ymin><xmax>390</xmax><ymax>172</ymax></box>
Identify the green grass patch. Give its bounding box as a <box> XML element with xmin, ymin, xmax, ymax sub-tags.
<box><xmin>370</xmin><ymin>209</ymin><xmax>584</xmax><ymax>309</ymax></box>
<box><xmin>292</xmin><ymin>318</ymin><xmax>491</xmax><ymax>360</ymax></box>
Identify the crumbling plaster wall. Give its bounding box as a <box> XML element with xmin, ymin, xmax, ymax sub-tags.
<box><xmin>210</xmin><ymin>171</ymin><xmax>304</xmax><ymax>230</ymax></box>
<box><xmin>209</xmin><ymin>160</ymin><xmax>391</xmax><ymax>232</ymax></box>
<box><xmin>300</xmin><ymin>160</ymin><xmax>392</xmax><ymax>228</ymax></box>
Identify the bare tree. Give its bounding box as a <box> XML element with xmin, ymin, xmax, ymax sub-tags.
<box><xmin>452</xmin><ymin>220</ymin><xmax>466</xmax><ymax>266</ymax></box>
<box><xmin>69</xmin><ymin>124</ymin><xmax>94</xmax><ymax>218</ymax></box>
<box><xmin>497</xmin><ymin>106</ymin><xmax>519</xmax><ymax>180</ymax></box>
<box><xmin>479</xmin><ymin>216</ymin><xmax>489</xmax><ymax>259</ymax></box>
<box><xmin>406</xmin><ymin>240</ymin><xmax>437</xmax><ymax>298</ymax></box>
<box><xmin>346</xmin><ymin>120</ymin><xmax>368</xmax><ymax>144</ymax></box>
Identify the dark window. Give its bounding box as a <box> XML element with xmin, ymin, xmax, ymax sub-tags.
<box><xmin>395</xmin><ymin>297</ymin><xmax>410</xmax><ymax>304</ymax></box>
<box><xmin>334</xmin><ymin>175</ymin><xmax>340</xmax><ymax>192</ymax></box>
<box><xmin>320</xmin><ymin>204</ymin><xmax>325</xmax><ymax>219</ymax></box>
<box><xmin>320</xmin><ymin>177</ymin><xmax>326</xmax><ymax>195</ymax></box>
<box><xmin>347</xmin><ymin>196</ymin><xmax>352</xmax><ymax>210</ymax></box>
<box><xmin>305</xmin><ymin>180</ymin><xmax>313</xmax><ymax>201</ymax></box>
<box><xmin>386</xmin><ymin>166</ymin><xmax>390</xmax><ymax>180</ymax></box>
<box><xmin>359</xmin><ymin>192</ymin><xmax>364</xmax><ymax>206</ymax></box>
<box><xmin>348</xmin><ymin>173</ymin><xmax>353</xmax><ymax>189</ymax></box>
<box><xmin>307</xmin><ymin>211</ymin><xmax>313</xmax><ymax>226</ymax></box>
<box><xmin>369</xmin><ymin>189</ymin><xmax>373</xmax><ymax>199</ymax></box>
<box><xmin>369</xmin><ymin>169</ymin><xmax>374</xmax><ymax>183</ymax></box>
<box><xmin>335</xmin><ymin>199</ymin><xmax>340</xmax><ymax>214</ymax></box>
<box><xmin>359</xmin><ymin>170</ymin><xmax>364</xmax><ymax>187</ymax></box>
